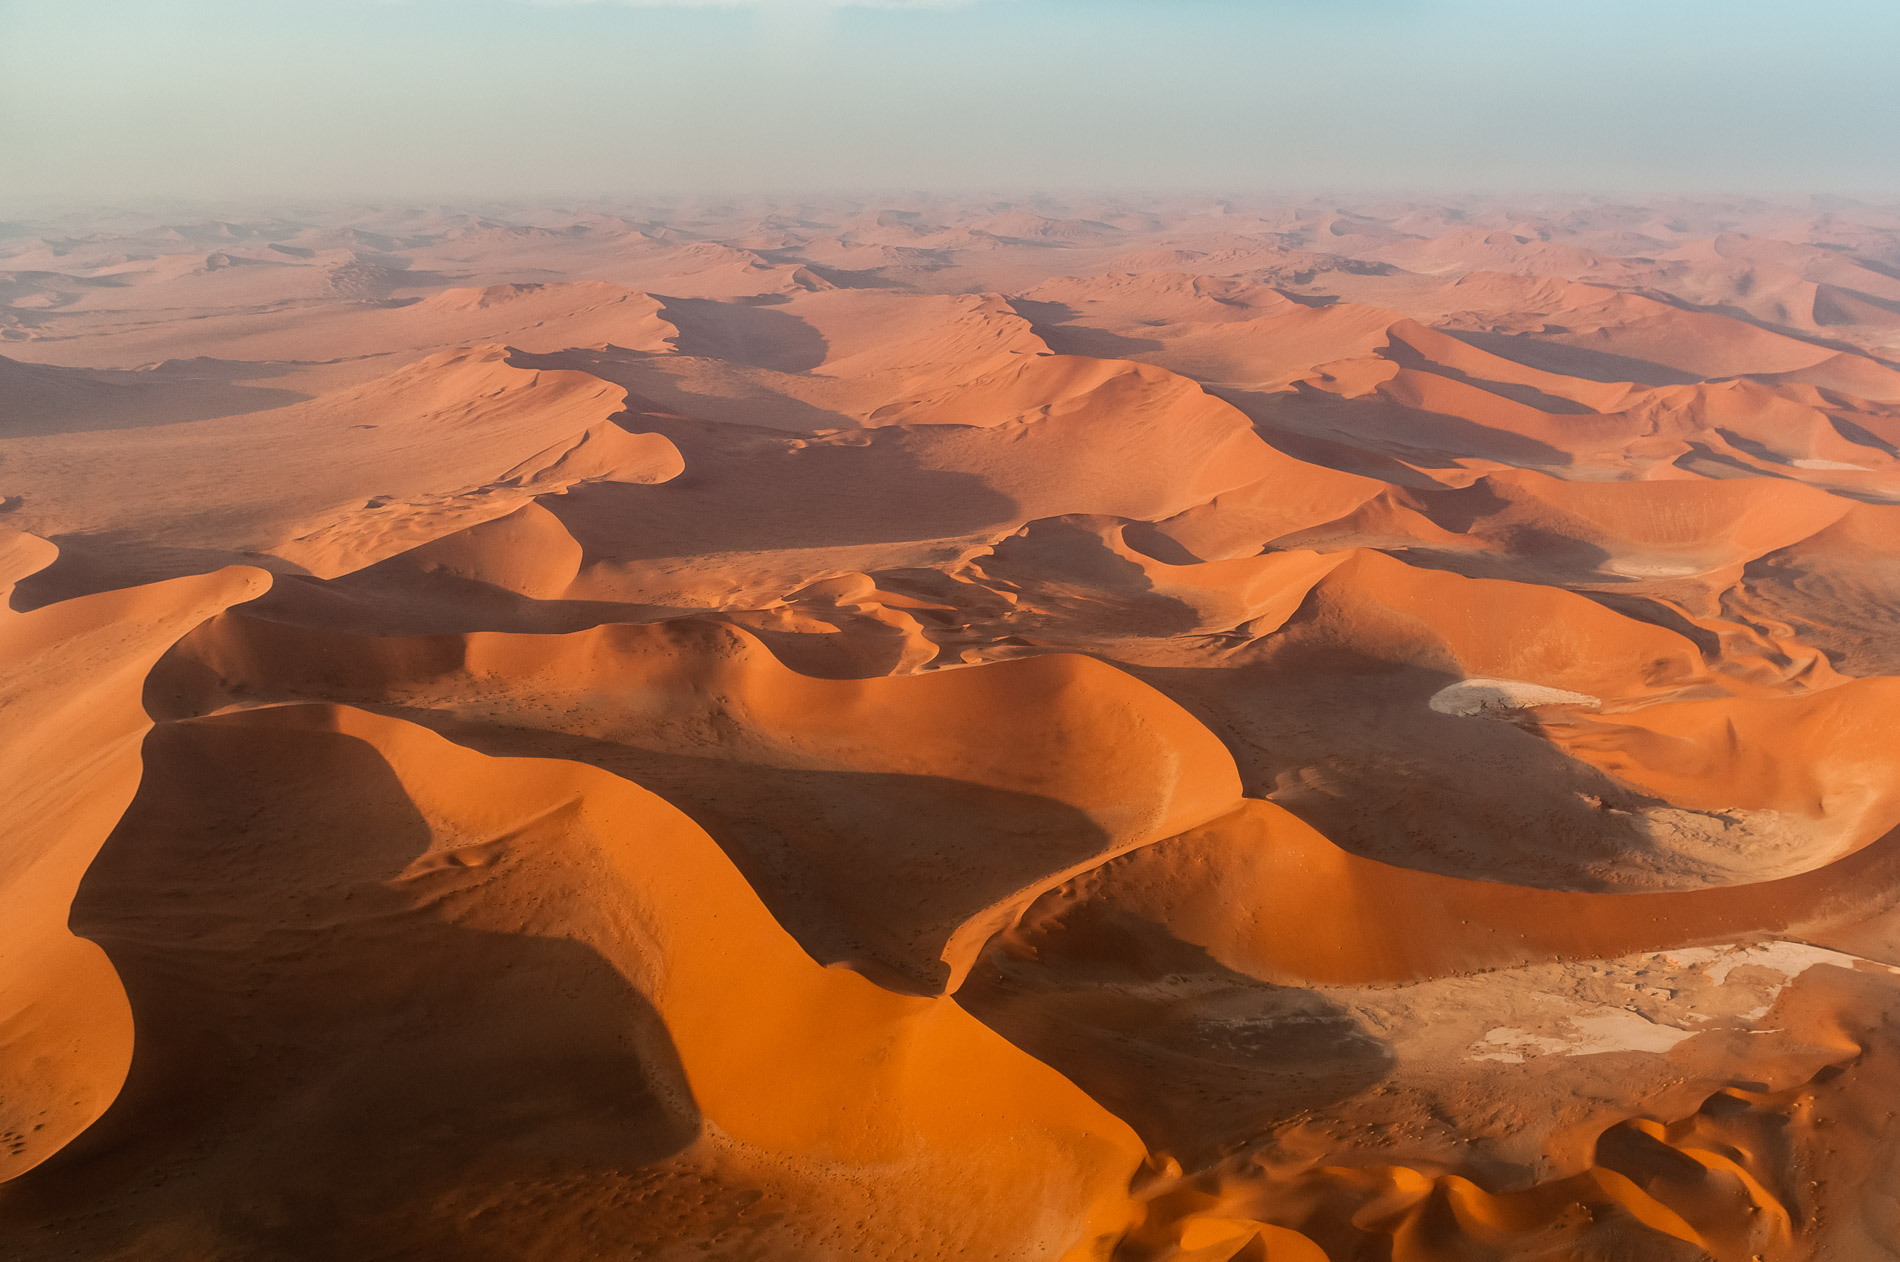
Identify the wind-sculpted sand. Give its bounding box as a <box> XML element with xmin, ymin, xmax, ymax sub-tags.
<box><xmin>5</xmin><ymin>196</ymin><xmax>1900</xmax><ymax>1259</ymax></box>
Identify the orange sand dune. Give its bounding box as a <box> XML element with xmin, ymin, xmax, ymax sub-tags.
<box><xmin>0</xmin><ymin>541</ymin><xmax>267</xmax><ymax>1181</ymax></box>
<box><xmin>970</xmin><ymin>801</ymin><xmax>1900</xmax><ymax>1211</ymax></box>
<box><xmin>382</xmin><ymin>349</ymin><xmax>1370</xmax><ymax>615</ymax></box>
<box><xmin>9</xmin><ymin>197</ymin><xmax>1900</xmax><ymax>1261</ymax></box>
<box><xmin>1017</xmin><ymin>276</ymin><xmax>1402</xmax><ymax>393</ymax></box>
<box><xmin>1283</xmin><ymin>467</ymin><xmax>1857</xmax><ymax>584</ymax></box>
<box><xmin>1382</xmin><ymin>317</ymin><xmax>1639</xmax><ymax>411</ymax></box>
<box><xmin>783</xmin><ymin>288</ymin><xmax>1051</xmax><ymax>382</ymax></box>
<box><xmin>1737</xmin><ymin>500</ymin><xmax>1900</xmax><ymax>677</ymax></box>
<box><xmin>1105</xmin><ymin>1008</ymin><xmax>1898</xmax><ymax>1262</ymax></box>
<box><xmin>147</xmin><ymin>614</ymin><xmax>1242</xmax><ymax>993</ymax></box>
<box><xmin>1432</xmin><ymin>272</ymin><xmax>1849</xmax><ymax>380</ymax></box>
<box><xmin>972</xmin><ymin>516</ymin><xmax>1353</xmax><ymax>643</ymax></box>
<box><xmin>1257</xmin><ymin>548</ymin><xmax>1709</xmax><ymax>699</ymax></box>
<box><xmin>1545</xmin><ymin>680</ymin><xmax>1900</xmax><ymax>878</ymax></box>
<box><xmin>3</xmin><ymin>703</ymin><xmax>1145</xmax><ymax>1258</ymax></box>
<box><xmin>1</xmin><ymin>344</ymin><xmax>673</xmax><ymax>594</ymax></box>
<box><xmin>2</xmin><ymin>279</ymin><xmax>680</xmax><ymax>395</ymax></box>
<box><xmin>1000</xmin><ymin>799</ymin><xmax>1900</xmax><ymax>991</ymax></box>
<box><xmin>1754</xmin><ymin>350</ymin><xmax>1900</xmax><ymax>401</ymax></box>
<box><xmin>591</xmin><ymin>287</ymin><xmax>1052</xmax><ymax>428</ymax></box>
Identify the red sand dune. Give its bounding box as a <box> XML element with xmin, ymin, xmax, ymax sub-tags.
<box><xmin>7</xmin><ymin>197</ymin><xmax>1900</xmax><ymax>1260</ymax></box>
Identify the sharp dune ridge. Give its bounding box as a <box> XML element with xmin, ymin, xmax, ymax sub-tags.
<box><xmin>6</xmin><ymin>196</ymin><xmax>1900</xmax><ymax>1260</ymax></box>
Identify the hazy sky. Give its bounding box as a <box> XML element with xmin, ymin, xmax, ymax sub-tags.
<box><xmin>4</xmin><ymin>0</ymin><xmax>1898</xmax><ymax>207</ymax></box>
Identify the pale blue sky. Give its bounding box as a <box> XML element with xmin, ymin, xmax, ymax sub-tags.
<box><xmin>2</xmin><ymin>0</ymin><xmax>1896</xmax><ymax>207</ymax></box>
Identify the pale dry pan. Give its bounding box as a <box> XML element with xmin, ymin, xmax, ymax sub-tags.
<box><xmin>6</xmin><ymin>197</ymin><xmax>1900</xmax><ymax>1260</ymax></box>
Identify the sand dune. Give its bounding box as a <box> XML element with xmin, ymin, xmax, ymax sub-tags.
<box><xmin>1736</xmin><ymin>500</ymin><xmax>1900</xmax><ymax>678</ymax></box>
<box><xmin>145</xmin><ymin>614</ymin><xmax>1241</xmax><ymax>992</ymax></box>
<box><xmin>995</xmin><ymin>799</ymin><xmax>1900</xmax><ymax>991</ymax></box>
<box><xmin>0</xmin><ymin>547</ymin><xmax>267</xmax><ymax>1181</ymax></box>
<box><xmin>8</xmin><ymin>197</ymin><xmax>1900</xmax><ymax>1260</ymax></box>
<box><xmin>1282</xmin><ymin>468</ymin><xmax>1857</xmax><ymax>586</ymax></box>
<box><xmin>1257</xmin><ymin>548</ymin><xmax>1708</xmax><ymax>698</ymax></box>
<box><xmin>966</xmin><ymin>800</ymin><xmax>1900</xmax><ymax>1257</ymax></box>
<box><xmin>0</xmin><ymin>344</ymin><xmax>677</xmax><ymax>596</ymax></box>
<box><xmin>12</xmin><ymin>703</ymin><xmax>1144</xmax><ymax>1257</ymax></box>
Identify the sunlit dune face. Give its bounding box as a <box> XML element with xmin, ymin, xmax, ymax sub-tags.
<box><xmin>6</xmin><ymin>195</ymin><xmax>1900</xmax><ymax>1260</ymax></box>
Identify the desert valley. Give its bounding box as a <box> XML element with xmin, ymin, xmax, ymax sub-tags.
<box><xmin>5</xmin><ymin>194</ymin><xmax>1900</xmax><ymax>1260</ymax></box>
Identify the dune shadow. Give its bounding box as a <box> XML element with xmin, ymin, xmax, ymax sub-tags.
<box><xmin>744</xmin><ymin>255</ymin><xmax>908</xmax><ymax>290</ymax></box>
<box><xmin>366</xmin><ymin>713</ymin><xmax>1114</xmax><ymax>996</ymax></box>
<box><xmin>1735</xmin><ymin>551</ymin><xmax>1900</xmax><ymax>678</ymax></box>
<box><xmin>510</xmin><ymin>344</ymin><xmax>857</xmax><ymax>431</ymax></box>
<box><xmin>535</xmin><ymin>418</ymin><xmax>1021</xmax><ymax>561</ymax></box>
<box><xmin>1206</xmin><ymin>385</ymin><xmax>1454</xmax><ymax>488</ymax></box>
<box><xmin>1338</xmin><ymin>528</ymin><xmax>1622</xmax><ymax>591</ymax></box>
<box><xmin>976</xmin><ymin>514</ymin><xmax>1210</xmax><ymax>640</ymax></box>
<box><xmin>1826</xmin><ymin>414</ymin><xmax>1900</xmax><ymax>459</ymax></box>
<box><xmin>652</xmin><ymin>294</ymin><xmax>829</xmax><ymax>373</ymax></box>
<box><xmin>8</xmin><ymin>533</ymin><xmax>306</xmax><ymax>612</ymax></box>
<box><xmin>799</xmin><ymin>264</ymin><xmax>910</xmax><ymax>290</ymax></box>
<box><xmin>1128</xmin><ymin>658</ymin><xmax>1717</xmax><ymax>892</ymax></box>
<box><xmin>0</xmin><ymin>355</ymin><xmax>308</xmax><ymax>437</ymax></box>
<box><xmin>958</xmin><ymin>914</ymin><xmax>1392</xmax><ymax>1166</ymax></box>
<box><xmin>1004</xmin><ymin>298</ymin><xmax>1167</xmax><ymax>359</ymax></box>
<box><xmin>1381</xmin><ymin>332</ymin><xmax>1599</xmax><ymax>414</ymax></box>
<box><xmin>1444</xmin><ymin>330</ymin><xmax>1701</xmax><ymax>387</ymax></box>
<box><xmin>1256</xmin><ymin>381</ymin><xmax>1576</xmax><ymax>471</ymax></box>
<box><xmin>4</xmin><ymin>717</ymin><xmax>700</xmax><ymax>1260</ymax></box>
<box><xmin>285</xmin><ymin>565</ymin><xmax>682</xmax><ymax>638</ymax></box>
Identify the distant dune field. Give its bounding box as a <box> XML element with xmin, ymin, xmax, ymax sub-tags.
<box><xmin>6</xmin><ymin>196</ymin><xmax>1900</xmax><ymax>1260</ymax></box>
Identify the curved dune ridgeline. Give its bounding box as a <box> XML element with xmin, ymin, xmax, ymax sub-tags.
<box><xmin>0</xmin><ymin>542</ymin><xmax>269</xmax><ymax>1182</ymax></box>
